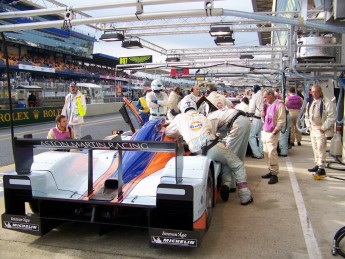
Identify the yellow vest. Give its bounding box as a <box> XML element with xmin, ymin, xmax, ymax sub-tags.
<box><xmin>139</xmin><ymin>97</ymin><xmax>150</xmax><ymax>113</ymax></box>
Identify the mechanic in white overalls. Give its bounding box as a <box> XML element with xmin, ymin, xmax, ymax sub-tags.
<box><xmin>248</xmin><ymin>84</ymin><xmax>264</xmax><ymax>159</ymax></box>
<box><xmin>146</xmin><ymin>79</ymin><xmax>169</xmax><ymax>120</ymax></box>
<box><xmin>206</xmin><ymin>83</ymin><xmax>233</xmax><ymax>109</ymax></box>
<box><xmin>165</xmin><ymin>96</ymin><xmax>253</xmax><ymax>205</ymax></box>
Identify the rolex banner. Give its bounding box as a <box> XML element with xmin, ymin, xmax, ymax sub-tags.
<box><xmin>119</xmin><ymin>55</ymin><xmax>152</xmax><ymax>65</ymax></box>
<box><xmin>0</xmin><ymin>106</ymin><xmax>62</xmax><ymax>128</ymax></box>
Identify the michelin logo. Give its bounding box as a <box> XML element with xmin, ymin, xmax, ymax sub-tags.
<box><xmin>4</xmin><ymin>221</ymin><xmax>39</xmax><ymax>231</ymax></box>
<box><xmin>151</xmin><ymin>236</ymin><xmax>197</xmax><ymax>247</ymax></box>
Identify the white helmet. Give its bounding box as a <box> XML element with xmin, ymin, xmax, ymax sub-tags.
<box><xmin>180</xmin><ymin>96</ymin><xmax>197</xmax><ymax>113</ymax></box>
<box><xmin>151</xmin><ymin>79</ymin><xmax>164</xmax><ymax>92</ymax></box>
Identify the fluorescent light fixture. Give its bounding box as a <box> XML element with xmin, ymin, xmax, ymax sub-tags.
<box><xmin>165</xmin><ymin>56</ymin><xmax>180</xmax><ymax>62</ymax></box>
<box><xmin>121</xmin><ymin>39</ymin><xmax>143</xmax><ymax>49</ymax></box>
<box><xmin>209</xmin><ymin>26</ymin><xmax>232</xmax><ymax>36</ymax></box>
<box><xmin>240</xmin><ymin>54</ymin><xmax>254</xmax><ymax>59</ymax></box>
<box><xmin>214</xmin><ymin>36</ymin><xmax>235</xmax><ymax>46</ymax></box>
<box><xmin>100</xmin><ymin>31</ymin><xmax>124</xmax><ymax>42</ymax></box>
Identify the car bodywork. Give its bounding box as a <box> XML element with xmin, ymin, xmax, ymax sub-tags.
<box><xmin>1</xmin><ymin>100</ymin><xmax>222</xmax><ymax>248</ymax></box>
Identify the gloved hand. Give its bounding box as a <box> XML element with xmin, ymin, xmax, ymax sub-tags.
<box><xmin>153</xmin><ymin>100</ymin><xmax>158</xmax><ymax>104</ymax></box>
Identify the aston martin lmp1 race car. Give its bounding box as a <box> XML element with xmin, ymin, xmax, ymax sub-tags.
<box><xmin>1</xmin><ymin>98</ymin><xmax>223</xmax><ymax>248</ymax></box>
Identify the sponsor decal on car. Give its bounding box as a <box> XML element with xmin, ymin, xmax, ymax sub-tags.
<box><xmin>3</xmin><ymin>216</ymin><xmax>39</xmax><ymax>231</ymax></box>
<box><xmin>150</xmin><ymin>230</ymin><xmax>198</xmax><ymax>247</ymax></box>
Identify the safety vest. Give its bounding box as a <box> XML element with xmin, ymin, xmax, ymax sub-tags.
<box><xmin>139</xmin><ymin>97</ymin><xmax>150</xmax><ymax>113</ymax></box>
<box><xmin>286</xmin><ymin>95</ymin><xmax>302</xmax><ymax>110</ymax></box>
<box><xmin>263</xmin><ymin>100</ymin><xmax>284</xmax><ymax>132</ymax></box>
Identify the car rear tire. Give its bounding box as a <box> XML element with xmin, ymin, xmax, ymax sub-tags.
<box><xmin>206</xmin><ymin>169</ymin><xmax>214</xmax><ymax>230</ymax></box>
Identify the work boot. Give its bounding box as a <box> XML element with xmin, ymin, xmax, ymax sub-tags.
<box><xmin>298</xmin><ymin>142</ymin><xmax>301</xmax><ymax>146</ymax></box>
<box><xmin>261</xmin><ymin>172</ymin><xmax>272</xmax><ymax>179</ymax></box>
<box><xmin>313</xmin><ymin>168</ymin><xmax>326</xmax><ymax>180</ymax></box>
<box><xmin>220</xmin><ymin>185</ymin><xmax>230</xmax><ymax>201</ymax></box>
<box><xmin>291</xmin><ymin>143</ymin><xmax>295</xmax><ymax>146</ymax></box>
<box><xmin>308</xmin><ymin>165</ymin><xmax>319</xmax><ymax>172</ymax></box>
<box><xmin>268</xmin><ymin>175</ymin><xmax>278</xmax><ymax>184</ymax></box>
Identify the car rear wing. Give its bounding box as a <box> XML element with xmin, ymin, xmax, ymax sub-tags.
<box><xmin>13</xmin><ymin>136</ymin><xmax>184</xmax><ymax>197</ymax></box>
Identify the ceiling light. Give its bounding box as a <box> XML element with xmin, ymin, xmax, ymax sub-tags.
<box><xmin>209</xmin><ymin>26</ymin><xmax>232</xmax><ymax>37</ymax></box>
<box><xmin>240</xmin><ymin>54</ymin><xmax>254</xmax><ymax>59</ymax></box>
<box><xmin>100</xmin><ymin>31</ymin><xmax>124</xmax><ymax>42</ymax></box>
<box><xmin>214</xmin><ymin>36</ymin><xmax>235</xmax><ymax>46</ymax></box>
<box><xmin>121</xmin><ymin>39</ymin><xmax>143</xmax><ymax>49</ymax></box>
<box><xmin>165</xmin><ymin>56</ymin><xmax>180</xmax><ymax>62</ymax></box>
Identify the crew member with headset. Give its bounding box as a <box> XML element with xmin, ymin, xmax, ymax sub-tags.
<box><xmin>146</xmin><ymin>79</ymin><xmax>168</xmax><ymax>120</ymax></box>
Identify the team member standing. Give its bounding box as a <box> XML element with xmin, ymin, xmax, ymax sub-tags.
<box><xmin>167</xmin><ymin>86</ymin><xmax>182</xmax><ymax>121</ymax></box>
<box><xmin>261</xmin><ymin>88</ymin><xmax>286</xmax><ymax>184</ymax></box>
<box><xmin>305</xmin><ymin>84</ymin><xmax>336</xmax><ymax>179</ymax></box>
<box><xmin>248</xmin><ymin>84</ymin><xmax>264</xmax><ymax>159</ymax></box>
<box><xmin>165</xmin><ymin>97</ymin><xmax>253</xmax><ymax>205</ymax></box>
<box><xmin>47</xmin><ymin>115</ymin><xmax>75</xmax><ymax>139</ymax></box>
<box><xmin>285</xmin><ymin>86</ymin><xmax>303</xmax><ymax>146</ymax></box>
<box><xmin>61</xmin><ymin>82</ymin><xmax>87</xmax><ymax>139</ymax></box>
<box><xmin>136</xmin><ymin>90</ymin><xmax>150</xmax><ymax>124</ymax></box>
<box><xmin>146</xmin><ymin>79</ymin><xmax>168</xmax><ymax>120</ymax></box>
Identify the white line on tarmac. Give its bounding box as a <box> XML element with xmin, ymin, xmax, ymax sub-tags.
<box><xmin>286</xmin><ymin>158</ymin><xmax>323</xmax><ymax>259</ymax></box>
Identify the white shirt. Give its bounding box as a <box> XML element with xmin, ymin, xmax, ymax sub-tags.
<box><xmin>165</xmin><ymin>110</ymin><xmax>215</xmax><ymax>153</ymax></box>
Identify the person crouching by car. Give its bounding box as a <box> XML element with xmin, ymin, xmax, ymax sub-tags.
<box><xmin>47</xmin><ymin>115</ymin><xmax>74</xmax><ymax>139</ymax></box>
<box><xmin>165</xmin><ymin>96</ymin><xmax>253</xmax><ymax>205</ymax></box>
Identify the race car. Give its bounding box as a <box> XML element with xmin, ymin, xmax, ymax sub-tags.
<box><xmin>1</xmin><ymin>99</ymin><xmax>223</xmax><ymax>248</ymax></box>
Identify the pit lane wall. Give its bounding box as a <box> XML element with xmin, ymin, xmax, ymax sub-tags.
<box><xmin>0</xmin><ymin>102</ymin><xmax>123</xmax><ymax>128</ymax></box>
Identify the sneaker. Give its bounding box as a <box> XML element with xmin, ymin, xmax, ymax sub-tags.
<box><xmin>220</xmin><ymin>185</ymin><xmax>230</xmax><ymax>201</ymax></box>
<box><xmin>298</xmin><ymin>142</ymin><xmax>301</xmax><ymax>146</ymax></box>
<box><xmin>261</xmin><ymin>172</ymin><xmax>272</xmax><ymax>179</ymax></box>
<box><xmin>241</xmin><ymin>196</ymin><xmax>253</xmax><ymax>206</ymax></box>
<box><xmin>313</xmin><ymin>168</ymin><xmax>326</xmax><ymax>180</ymax></box>
<box><xmin>268</xmin><ymin>175</ymin><xmax>278</xmax><ymax>184</ymax></box>
<box><xmin>308</xmin><ymin>165</ymin><xmax>319</xmax><ymax>172</ymax></box>
<box><xmin>291</xmin><ymin>143</ymin><xmax>295</xmax><ymax>146</ymax></box>
<box><xmin>278</xmin><ymin>153</ymin><xmax>287</xmax><ymax>157</ymax></box>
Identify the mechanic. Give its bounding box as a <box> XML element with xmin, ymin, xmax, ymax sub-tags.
<box><xmin>61</xmin><ymin>82</ymin><xmax>87</xmax><ymax>139</ymax></box>
<box><xmin>206</xmin><ymin>83</ymin><xmax>233</xmax><ymax>109</ymax></box>
<box><xmin>165</xmin><ymin>96</ymin><xmax>253</xmax><ymax>205</ymax></box>
<box><xmin>188</xmin><ymin>85</ymin><xmax>201</xmax><ymax>103</ymax></box>
<box><xmin>146</xmin><ymin>79</ymin><xmax>169</xmax><ymax>120</ymax></box>
<box><xmin>248</xmin><ymin>84</ymin><xmax>264</xmax><ymax>159</ymax></box>
<box><xmin>167</xmin><ymin>85</ymin><xmax>183</xmax><ymax>121</ymax></box>
<box><xmin>207</xmin><ymin>107</ymin><xmax>250</xmax><ymax>162</ymax></box>
<box><xmin>47</xmin><ymin>114</ymin><xmax>74</xmax><ymax>139</ymax></box>
<box><xmin>304</xmin><ymin>84</ymin><xmax>336</xmax><ymax>180</ymax></box>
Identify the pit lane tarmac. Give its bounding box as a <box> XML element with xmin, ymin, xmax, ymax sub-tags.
<box><xmin>0</xmin><ymin>136</ymin><xmax>344</xmax><ymax>259</ymax></box>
